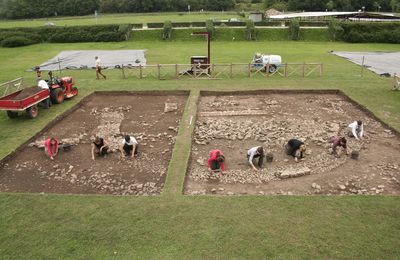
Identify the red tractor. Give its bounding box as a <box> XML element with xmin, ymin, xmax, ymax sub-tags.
<box><xmin>48</xmin><ymin>76</ymin><xmax>78</xmax><ymax>104</ymax></box>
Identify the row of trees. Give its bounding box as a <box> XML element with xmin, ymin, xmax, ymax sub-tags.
<box><xmin>0</xmin><ymin>0</ymin><xmax>235</xmax><ymax>19</ymax></box>
<box><xmin>263</xmin><ymin>0</ymin><xmax>400</xmax><ymax>12</ymax></box>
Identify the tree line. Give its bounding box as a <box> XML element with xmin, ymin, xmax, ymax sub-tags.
<box><xmin>262</xmin><ymin>0</ymin><xmax>400</xmax><ymax>12</ymax></box>
<box><xmin>0</xmin><ymin>0</ymin><xmax>235</xmax><ymax>19</ymax></box>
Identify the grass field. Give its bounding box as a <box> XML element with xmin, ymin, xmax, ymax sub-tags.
<box><xmin>0</xmin><ymin>40</ymin><xmax>399</xmax><ymax>258</ymax></box>
<box><xmin>0</xmin><ymin>12</ymin><xmax>240</xmax><ymax>28</ymax></box>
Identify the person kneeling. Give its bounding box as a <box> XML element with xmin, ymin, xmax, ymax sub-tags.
<box><xmin>44</xmin><ymin>137</ymin><xmax>58</xmax><ymax>160</ymax></box>
<box><xmin>207</xmin><ymin>149</ymin><xmax>225</xmax><ymax>173</ymax></box>
<box><xmin>329</xmin><ymin>136</ymin><xmax>348</xmax><ymax>157</ymax></box>
<box><xmin>92</xmin><ymin>137</ymin><xmax>109</xmax><ymax>161</ymax></box>
<box><xmin>286</xmin><ymin>139</ymin><xmax>306</xmax><ymax>163</ymax></box>
<box><xmin>120</xmin><ymin>135</ymin><xmax>138</xmax><ymax>159</ymax></box>
<box><xmin>247</xmin><ymin>146</ymin><xmax>264</xmax><ymax>171</ymax></box>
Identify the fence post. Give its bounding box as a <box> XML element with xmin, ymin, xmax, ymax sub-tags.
<box><xmin>175</xmin><ymin>64</ymin><xmax>178</xmax><ymax>79</ymax></box>
<box><xmin>284</xmin><ymin>63</ymin><xmax>288</xmax><ymax>77</ymax></box>
<box><xmin>157</xmin><ymin>64</ymin><xmax>161</xmax><ymax>80</ymax></box>
<box><xmin>139</xmin><ymin>65</ymin><xmax>143</xmax><ymax>79</ymax></box>
<box><xmin>302</xmin><ymin>62</ymin><xmax>305</xmax><ymax>77</ymax></box>
<box><xmin>230</xmin><ymin>63</ymin><xmax>233</xmax><ymax>78</ymax></box>
<box><xmin>122</xmin><ymin>65</ymin><xmax>126</xmax><ymax>79</ymax></box>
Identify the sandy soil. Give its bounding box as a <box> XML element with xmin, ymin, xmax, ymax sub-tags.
<box><xmin>0</xmin><ymin>93</ymin><xmax>187</xmax><ymax>195</ymax></box>
<box><xmin>185</xmin><ymin>93</ymin><xmax>400</xmax><ymax>196</ymax></box>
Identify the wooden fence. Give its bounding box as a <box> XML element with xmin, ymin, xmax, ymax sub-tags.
<box><xmin>121</xmin><ymin>63</ymin><xmax>323</xmax><ymax>80</ymax></box>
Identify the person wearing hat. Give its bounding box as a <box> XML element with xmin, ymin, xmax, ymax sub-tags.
<box><xmin>247</xmin><ymin>146</ymin><xmax>264</xmax><ymax>171</ymax></box>
<box><xmin>91</xmin><ymin>136</ymin><xmax>109</xmax><ymax>160</ymax></box>
<box><xmin>286</xmin><ymin>139</ymin><xmax>306</xmax><ymax>162</ymax></box>
<box><xmin>207</xmin><ymin>149</ymin><xmax>225</xmax><ymax>173</ymax></box>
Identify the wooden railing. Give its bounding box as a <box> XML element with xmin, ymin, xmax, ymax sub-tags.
<box><xmin>121</xmin><ymin>63</ymin><xmax>323</xmax><ymax>80</ymax></box>
<box><xmin>0</xmin><ymin>77</ymin><xmax>23</xmax><ymax>98</ymax></box>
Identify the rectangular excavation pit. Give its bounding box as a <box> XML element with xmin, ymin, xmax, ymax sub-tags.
<box><xmin>0</xmin><ymin>91</ymin><xmax>188</xmax><ymax>195</ymax></box>
<box><xmin>184</xmin><ymin>90</ymin><xmax>400</xmax><ymax>196</ymax></box>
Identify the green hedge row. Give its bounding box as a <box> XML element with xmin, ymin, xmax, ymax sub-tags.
<box><xmin>340</xmin><ymin>22</ymin><xmax>400</xmax><ymax>43</ymax></box>
<box><xmin>130</xmin><ymin>28</ymin><xmax>329</xmax><ymax>42</ymax></box>
<box><xmin>0</xmin><ymin>24</ymin><xmax>129</xmax><ymax>47</ymax></box>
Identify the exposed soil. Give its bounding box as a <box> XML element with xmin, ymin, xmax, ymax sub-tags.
<box><xmin>0</xmin><ymin>92</ymin><xmax>187</xmax><ymax>195</ymax></box>
<box><xmin>11</xmin><ymin>87</ymin><xmax>44</xmax><ymax>100</ymax></box>
<box><xmin>185</xmin><ymin>92</ymin><xmax>400</xmax><ymax>196</ymax></box>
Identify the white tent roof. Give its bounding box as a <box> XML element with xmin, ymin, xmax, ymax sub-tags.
<box><xmin>269</xmin><ymin>11</ymin><xmax>358</xmax><ymax>19</ymax></box>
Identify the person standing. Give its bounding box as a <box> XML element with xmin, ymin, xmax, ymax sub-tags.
<box><xmin>247</xmin><ymin>146</ymin><xmax>264</xmax><ymax>171</ymax></box>
<box><xmin>286</xmin><ymin>139</ymin><xmax>306</xmax><ymax>163</ymax></box>
<box><xmin>95</xmin><ymin>56</ymin><xmax>106</xmax><ymax>80</ymax></box>
<box><xmin>120</xmin><ymin>135</ymin><xmax>138</xmax><ymax>159</ymax></box>
<box><xmin>44</xmin><ymin>137</ymin><xmax>58</xmax><ymax>160</ymax></box>
<box><xmin>35</xmin><ymin>66</ymin><xmax>42</xmax><ymax>82</ymax></box>
<box><xmin>348</xmin><ymin>120</ymin><xmax>364</xmax><ymax>140</ymax></box>
<box><xmin>91</xmin><ymin>137</ymin><xmax>109</xmax><ymax>160</ymax></box>
<box><xmin>207</xmin><ymin>149</ymin><xmax>225</xmax><ymax>173</ymax></box>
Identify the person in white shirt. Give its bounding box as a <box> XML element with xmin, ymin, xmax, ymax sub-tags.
<box><xmin>37</xmin><ymin>80</ymin><xmax>49</xmax><ymax>90</ymax></box>
<box><xmin>247</xmin><ymin>146</ymin><xmax>264</xmax><ymax>171</ymax></box>
<box><xmin>348</xmin><ymin>120</ymin><xmax>364</xmax><ymax>140</ymax></box>
<box><xmin>95</xmin><ymin>56</ymin><xmax>106</xmax><ymax>80</ymax></box>
<box><xmin>120</xmin><ymin>135</ymin><xmax>138</xmax><ymax>159</ymax></box>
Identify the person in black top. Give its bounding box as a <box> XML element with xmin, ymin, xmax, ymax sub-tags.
<box><xmin>91</xmin><ymin>137</ymin><xmax>109</xmax><ymax>160</ymax></box>
<box><xmin>286</xmin><ymin>139</ymin><xmax>306</xmax><ymax>163</ymax></box>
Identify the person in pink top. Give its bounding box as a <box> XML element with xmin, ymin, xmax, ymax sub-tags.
<box><xmin>207</xmin><ymin>149</ymin><xmax>225</xmax><ymax>173</ymax></box>
<box><xmin>44</xmin><ymin>137</ymin><xmax>58</xmax><ymax>160</ymax></box>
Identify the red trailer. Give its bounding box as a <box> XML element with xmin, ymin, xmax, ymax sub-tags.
<box><xmin>0</xmin><ymin>86</ymin><xmax>50</xmax><ymax>119</ymax></box>
<box><xmin>0</xmin><ymin>76</ymin><xmax>78</xmax><ymax>119</ymax></box>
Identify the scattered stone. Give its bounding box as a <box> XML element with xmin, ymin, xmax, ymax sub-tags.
<box><xmin>338</xmin><ymin>184</ymin><xmax>346</xmax><ymax>190</ymax></box>
<box><xmin>164</xmin><ymin>103</ymin><xmax>178</xmax><ymax>113</ymax></box>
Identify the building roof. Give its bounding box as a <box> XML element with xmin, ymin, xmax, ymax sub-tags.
<box><xmin>269</xmin><ymin>11</ymin><xmax>400</xmax><ymax>19</ymax></box>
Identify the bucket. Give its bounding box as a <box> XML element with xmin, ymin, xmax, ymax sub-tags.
<box><xmin>266</xmin><ymin>153</ymin><xmax>274</xmax><ymax>162</ymax></box>
<box><xmin>351</xmin><ymin>151</ymin><xmax>359</xmax><ymax>160</ymax></box>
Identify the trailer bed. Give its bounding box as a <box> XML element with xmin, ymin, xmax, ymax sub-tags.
<box><xmin>0</xmin><ymin>87</ymin><xmax>49</xmax><ymax>111</ymax></box>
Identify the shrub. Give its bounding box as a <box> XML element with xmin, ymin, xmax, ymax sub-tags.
<box><xmin>171</xmin><ymin>22</ymin><xmax>191</xmax><ymax>27</ymax></box>
<box><xmin>327</xmin><ymin>18</ymin><xmax>343</xmax><ymax>41</ymax></box>
<box><xmin>147</xmin><ymin>23</ymin><xmax>164</xmax><ymax>28</ymax></box>
<box><xmin>245</xmin><ymin>19</ymin><xmax>256</xmax><ymax>40</ymax></box>
<box><xmin>341</xmin><ymin>22</ymin><xmax>400</xmax><ymax>43</ymax></box>
<box><xmin>288</xmin><ymin>18</ymin><xmax>300</xmax><ymax>40</ymax></box>
<box><xmin>192</xmin><ymin>22</ymin><xmax>206</xmax><ymax>27</ymax></box>
<box><xmin>163</xmin><ymin>21</ymin><xmax>173</xmax><ymax>40</ymax></box>
<box><xmin>94</xmin><ymin>32</ymin><xmax>125</xmax><ymax>42</ymax></box>
<box><xmin>1</xmin><ymin>36</ymin><xmax>34</xmax><ymax>47</ymax></box>
<box><xmin>206</xmin><ymin>19</ymin><xmax>215</xmax><ymax>40</ymax></box>
<box><xmin>118</xmin><ymin>24</ymin><xmax>133</xmax><ymax>40</ymax></box>
<box><xmin>0</xmin><ymin>31</ymin><xmax>41</xmax><ymax>43</ymax></box>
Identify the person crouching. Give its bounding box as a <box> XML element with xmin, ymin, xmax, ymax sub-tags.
<box><xmin>286</xmin><ymin>139</ymin><xmax>306</xmax><ymax>163</ymax></box>
<box><xmin>44</xmin><ymin>137</ymin><xmax>58</xmax><ymax>160</ymax></box>
<box><xmin>247</xmin><ymin>146</ymin><xmax>264</xmax><ymax>171</ymax></box>
<box><xmin>207</xmin><ymin>149</ymin><xmax>225</xmax><ymax>173</ymax></box>
<box><xmin>91</xmin><ymin>137</ymin><xmax>109</xmax><ymax>161</ymax></box>
<box><xmin>120</xmin><ymin>135</ymin><xmax>138</xmax><ymax>159</ymax></box>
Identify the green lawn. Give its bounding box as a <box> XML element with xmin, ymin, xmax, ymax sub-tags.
<box><xmin>0</xmin><ymin>12</ymin><xmax>239</xmax><ymax>28</ymax></box>
<box><xmin>0</xmin><ymin>40</ymin><xmax>399</xmax><ymax>258</ymax></box>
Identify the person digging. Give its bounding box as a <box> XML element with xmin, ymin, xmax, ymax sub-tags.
<box><xmin>247</xmin><ymin>146</ymin><xmax>265</xmax><ymax>171</ymax></box>
<box><xmin>329</xmin><ymin>136</ymin><xmax>349</xmax><ymax>157</ymax></box>
<box><xmin>207</xmin><ymin>149</ymin><xmax>225</xmax><ymax>173</ymax></box>
<box><xmin>120</xmin><ymin>135</ymin><xmax>138</xmax><ymax>160</ymax></box>
<box><xmin>286</xmin><ymin>139</ymin><xmax>306</xmax><ymax>163</ymax></box>
<box><xmin>348</xmin><ymin>120</ymin><xmax>364</xmax><ymax>141</ymax></box>
<box><xmin>44</xmin><ymin>137</ymin><xmax>59</xmax><ymax>160</ymax></box>
<box><xmin>91</xmin><ymin>137</ymin><xmax>109</xmax><ymax>161</ymax></box>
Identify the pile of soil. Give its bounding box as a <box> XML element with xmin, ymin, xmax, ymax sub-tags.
<box><xmin>11</xmin><ymin>87</ymin><xmax>44</xmax><ymax>100</ymax></box>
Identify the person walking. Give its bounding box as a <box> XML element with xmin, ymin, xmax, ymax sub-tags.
<box><xmin>95</xmin><ymin>56</ymin><xmax>106</xmax><ymax>80</ymax></box>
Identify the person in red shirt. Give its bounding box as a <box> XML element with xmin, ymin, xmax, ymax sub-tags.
<box><xmin>44</xmin><ymin>137</ymin><xmax>58</xmax><ymax>160</ymax></box>
<box><xmin>207</xmin><ymin>149</ymin><xmax>225</xmax><ymax>173</ymax></box>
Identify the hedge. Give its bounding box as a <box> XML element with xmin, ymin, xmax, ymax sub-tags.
<box><xmin>340</xmin><ymin>22</ymin><xmax>400</xmax><ymax>43</ymax></box>
<box><xmin>147</xmin><ymin>23</ymin><xmax>164</xmax><ymax>28</ymax></box>
<box><xmin>1</xmin><ymin>36</ymin><xmax>34</xmax><ymax>47</ymax></box>
<box><xmin>191</xmin><ymin>22</ymin><xmax>206</xmax><ymax>27</ymax></box>
<box><xmin>171</xmin><ymin>22</ymin><xmax>191</xmax><ymax>28</ymax></box>
<box><xmin>254</xmin><ymin>21</ymin><xmax>283</xmax><ymax>26</ymax></box>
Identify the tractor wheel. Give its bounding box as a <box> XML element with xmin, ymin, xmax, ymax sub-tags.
<box><xmin>26</xmin><ymin>105</ymin><xmax>39</xmax><ymax>119</ymax></box>
<box><xmin>42</xmin><ymin>98</ymin><xmax>51</xmax><ymax>109</ymax></box>
<box><xmin>6</xmin><ymin>110</ymin><xmax>18</xmax><ymax>119</ymax></box>
<box><xmin>71</xmin><ymin>87</ymin><xmax>78</xmax><ymax>97</ymax></box>
<box><xmin>50</xmin><ymin>88</ymin><xmax>64</xmax><ymax>104</ymax></box>
<box><xmin>268</xmin><ymin>65</ymin><xmax>277</xmax><ymax>73</ymax></box>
